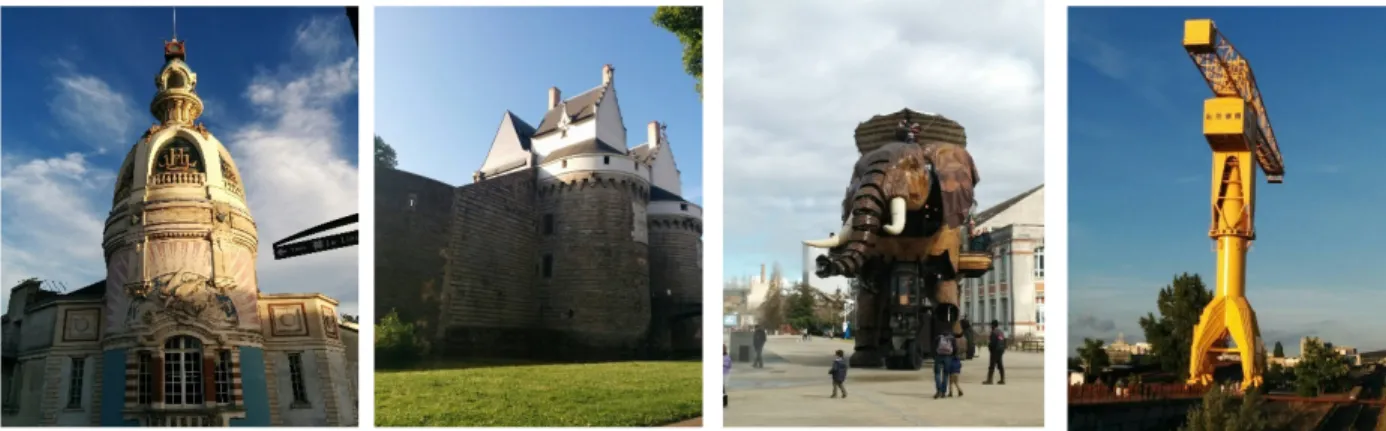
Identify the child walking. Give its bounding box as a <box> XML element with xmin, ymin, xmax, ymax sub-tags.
<box><xmin>829</xmin><ymin>349</ymin><xmax>848</xmax><ymax>398</ymax></box>
<box><xmin>948</xmin><ymin>332</ymin><xmax>964</xmax><ymax>397</ymax></box>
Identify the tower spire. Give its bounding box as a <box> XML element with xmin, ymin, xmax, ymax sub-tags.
<box><xmin>172</xmin><ymin>7</ymin><xmax>177</xmax><ymax>41</ymax></box>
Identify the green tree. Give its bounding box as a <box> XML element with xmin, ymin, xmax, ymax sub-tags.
<box><xmin>652</xmin><ymin>6</ymin><xmax>703</xmax><ymax>98</ymax></box>
<box><xmin>376</xmin><ymin>309</ymin><xmax>425</xmax><ymax>368</ymax></box>
<box><xmin>340</xmin><ymin>313</ymin><xmax>359</xmax><ymax>324</ymax></box>
<box><xmin>1180</xmin><ymin>386</ymin><xmax>1269</xmax><ymax>431</ymax></box>
<box><xmin>785</xmin><ymin>282</ymin><xmax>820</xmax><ymax>332</ymax></box>
<box><xmin>1139</xmin><ymin>273</ymin><xmax>1213</xmax><ymax>376</ymax></box>
<box><xmin>757</xmin><ymin>264</ymin><xmax>787</xmax><ymax>329</ymax></box>
<box><xmin>1272</xmin><ymin>341</ymin><xmax>1284</xmax><ymax>358</ymax></box>
<box><xmin>1264</xmin><ymin>363</ymin><xmax>1292</xmax><ymax>391</ymax></box>
<box><xmin>1294</xmin><ymin>337</ymin><xmax>1349</xmax><ymax>397</ymax></box>
<box><xmin>1078</xmin><ymin>338</ymin><xmax>1111</xmax><ymax>376</ymax></box>
<box><xmin>376</xmin><ymin>135</ymin><xmax>398</xmax><ymax>169</ymax></box>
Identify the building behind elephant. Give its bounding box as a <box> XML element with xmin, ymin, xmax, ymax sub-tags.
<box><xmin>1</xmin><ymin>38</ymin><xmax>357</xmax><ymax>427</ymax></box>
<box><xmin>375</xmin><ymin>64</ymin><xmax>703</xmax><ymax>361</ymax></box>
<box><xmin>960</xmin><ymin>184</ymin><xmax>1046</xmax><ymax>343</ymax></box>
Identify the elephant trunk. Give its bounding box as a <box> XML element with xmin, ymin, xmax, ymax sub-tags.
<box><xmin>815</xmin><ymin>159</ymin><xmax>895</xmax><ymax>278</ymax></box>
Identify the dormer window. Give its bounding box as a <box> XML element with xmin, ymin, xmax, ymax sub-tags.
<box><xmin>557</xmin><ymin>110</ymin><xmax>571</xmax><ymax>138</ymax></box>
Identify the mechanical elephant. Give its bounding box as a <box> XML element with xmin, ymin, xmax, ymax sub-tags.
<box><xmin>805</xmin><ymin>119</ymin><xmax>983</xmax><ymax>369</ymax></box>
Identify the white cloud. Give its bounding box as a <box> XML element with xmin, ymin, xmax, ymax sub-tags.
<box><xmin>1</xmin><ymin>15</ymin><xmax>360</xmax><ymax>316</ymax></box>
<box><xmin>48</xmin><ymin>68</ymin><xmax>141</xmax><ymax>153</ymax></box>
<box><xmin>723</xmin><ymin>0</ymin><xmax>1045</xmax><ymax>278</ymax></box>
<box><xmin>0</xmin><ymin>153</ymin><xmax>113</xmax><ymax>299</ymax></box>
<box><xmin>227</xmin><ymin>16</ymin><xmax>359</xmax><ymax>315</ymax></box>
<box><xmin>294</xmin><ymin>14</ymin><xmax>346</xmax><ymax>62</ymax></box>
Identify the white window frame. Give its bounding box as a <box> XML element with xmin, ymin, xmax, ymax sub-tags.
<box><xmin>137</xmin><ymin>352</ymin><xmax>154</xmax><ymax>405</ymax></box>
<box><xmin>66</xmin><ymin>356</ymin><xmax>85</xmax><ymax>409</ymax></box>
<box><xmin>214</xmin><ymin>350</ymin><xmax>232</xmax><ymax>404</ymax></box>
<box><xmin>163</xmin><ymin>336</ymin><xmax>204</xmax><ymax>406</ymax></box>
<box><xmin>287</xmin><ymin>352</ymin><xmax>310</xmax><ymax>408</ymax></box>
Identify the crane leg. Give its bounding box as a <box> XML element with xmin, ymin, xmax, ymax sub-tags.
<box><xmin>1188</xmin><ymin>151</ymin><xmax>1264</xmax><ymax>390</ymax></box>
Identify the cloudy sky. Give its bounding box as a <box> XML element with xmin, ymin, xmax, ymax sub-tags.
<box><xmin>1</xmin><ymin>7</ymin><xmax>359</xmax><ymax>315</ymax></box>
<box><xmin>376</xmin><ymin>7</ymin><xmax>702</xmax><ymax>201</ymax></box>
<box><xmin>1070</xmin><ymin>7</ymin><xmax>1386</xmax><ymax>356</ymax></box>
<box><xmin>722</xmin><ymin>0</ymin><xmax>1045</xmax><ymax>287</ymax></box>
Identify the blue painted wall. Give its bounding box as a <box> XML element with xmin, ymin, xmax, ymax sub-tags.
<box><xmin>99</xmin><ymin>349</ymin><xmax>139</xmax><ymax>426</ymax></box>
<box><xmin>230</xmin><ymin>347</ymin><xmax>271</xmax><ymax>426</ymax></box>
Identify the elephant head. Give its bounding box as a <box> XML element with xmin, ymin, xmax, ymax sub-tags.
<box><xmin>805</xmin><ymin>120</ymin><xmax>940</xmax><ymax>278</ymax></box>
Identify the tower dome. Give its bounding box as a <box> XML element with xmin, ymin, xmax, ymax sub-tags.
<box><xmin>102</xmin><ymin>36</ymin><xmax>263</xmax><ymax>346</ymax></box>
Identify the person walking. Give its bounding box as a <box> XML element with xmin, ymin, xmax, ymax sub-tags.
<box><xmin>829</xmin><ymin>349</ymin><xmax>848</xmax><ymax>398</ymax></box>
<box><xmin>933</xmin><ymin>330</ymin><xmax>956</xmax><ymax>398</ymax></box>
<box><xmin>753</xmin><ymin>325</ymin><xmax>767</xmax><ymax>368</ymax></box>
<box><xmin>724</xmin><ymin>344</ymin><xmax>732</xmax><ymax>407</ymax></box>
<box><xmin>948</xmin><ymin>331</ymin><xmax>965</xmax><ymax>397</ymax></box>
<box><xmin>983</xmin><ymin>319</ymin><xmax>1006</xmax><ymax>385</ymax></box>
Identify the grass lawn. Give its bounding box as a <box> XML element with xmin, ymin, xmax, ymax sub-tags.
<box><xmin>375</xmin><ymin>361</ymin><xmax>702</xmax><ymax>427</ymax></box>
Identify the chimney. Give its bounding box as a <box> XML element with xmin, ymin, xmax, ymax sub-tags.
<box><xmin>648</xmin><ymin>121</ymin><xmax>660</xmax><ymax>147</ymax></box>
<box><xmin>548</xmin><ymin>87</ymin><xmax>561</xmax><ymax>110</ymax></box>
<box><xmin>602</xmin><ymin>64</ymin><xmax>615</xmax><ymax>86</ymax></box>
<box><xmin>760</xmin><ymin>264</ymin><xmax>766</xmax><ymax>283</ymax></box>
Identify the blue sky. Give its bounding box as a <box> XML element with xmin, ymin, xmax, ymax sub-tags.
<box><xmin>1</xmin><ymin>7</ymin><xmax>360</xmax><ymax>314</ymax></box>
<box><xmin>376</xmin><ymin>6</ymin><xmax>703</xmax><ymax>203</ymax></box>
<box><xmin>1069</xmin><ymin>7</ymin><xmax>1386</xmax><ymax>355</ymax></box>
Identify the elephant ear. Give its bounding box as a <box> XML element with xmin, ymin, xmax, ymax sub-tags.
<box><xmin>923</xmin><ymin>143</ymin><xmax>979</xmax><ymax>229</ymax></box>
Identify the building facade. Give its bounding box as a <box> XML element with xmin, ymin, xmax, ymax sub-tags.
<box><xmin>376</xmin><ymin>64</ymin><xmax>702</xmax><ymax>360</ymax></box>
<box><xmin>1</xmin><ymin>38</ymin><xmax>357</xmax><ymax>427</ymax></box>
<box><xmin>961</xmin><ymin>185</ymin><xmax>1045</xmax><ymax>342</ymax></box>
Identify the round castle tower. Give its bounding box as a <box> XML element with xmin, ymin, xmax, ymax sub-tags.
<box><xmin>101</xmin><ymin>38</ymin><xmax>262</xmax><ymax>423</ymax></box>
<box><xmin>534</xmin><ymin>64</ymin><xmax>652</xmax><ymax>356</ymax></box>
<box><xmin>643</xmin><ymin>120</ymin><xmax>703</xmax><ymax>355</ymax></box>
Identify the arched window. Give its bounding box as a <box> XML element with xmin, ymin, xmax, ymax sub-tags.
<box><xmin>163</xmin><ymin>336</ymin><xmax>204</xmax><ymax>405</ymax></box>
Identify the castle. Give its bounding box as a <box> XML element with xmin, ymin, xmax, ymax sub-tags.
<box><xmin>1</xmin><ymin>37</ymin><xmax>357</xmax><ymax>427</ymax></box>
<box><xmin>376</xmin><ymin>64</ymin><xmax>702</xmax><ymax>360</ymax></box>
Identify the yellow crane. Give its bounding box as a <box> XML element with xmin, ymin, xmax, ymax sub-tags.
<box><xmin>1182</xmin><ymin>18</ymin><xmax>1285</xmax><ymax>390</ymax></box>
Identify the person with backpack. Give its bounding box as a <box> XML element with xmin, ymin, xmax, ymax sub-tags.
<box><xmin>933</xmin><ymin>330</ymin><xmax>956</xmax><ymax>399</ymax></box>
<box><xmin>948</xmin><ymin>331</ymin><xmax>965</xmax><ymax>397</ymax></box>
<box><xmin>753</xmin><ymin>325</ymin><xmax>767</xmax><ymax>368</ymax></box>
<box><xmin>983</xmin><ymin>319</ymin><xmax>1006</xmax><ymax>385</ymax></box>
<box><xmin>828</xmin><ymin>349</ymin><xmax>848</xmax><ymax>398</ymax></box>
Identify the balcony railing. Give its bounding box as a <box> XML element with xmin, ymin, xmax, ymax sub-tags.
<box><xmin>149</xmin><ymin>172</ymin><xmax>207</xmax><ymax>187</ymax></box>
<box><xmin>144</xmin><ymin>413</ymin><xmax>223</xmax><ymax>426</ymax></box>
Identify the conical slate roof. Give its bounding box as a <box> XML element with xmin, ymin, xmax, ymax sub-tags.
<box><xmin>853</xmin><ymin>108</ymin><xmax>967</xmax><ymax>154</ymax></box>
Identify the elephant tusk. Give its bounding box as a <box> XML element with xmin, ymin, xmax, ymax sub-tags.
<box><xmin>882</xmin><ymin>197</ymin><xmax>907</xmax><ymax>235</ymax></box>
<box><xmin>804</xmin><ymin>217</ymin><xmax>853</xmax><ymax>248</ymax></box>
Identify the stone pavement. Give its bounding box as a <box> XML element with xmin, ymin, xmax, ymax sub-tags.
<box><xmin>723</xmin><ymin>336</ymin><xmax>1045</xmax><ymax>427</ymax></box>
<box><xmin>664</xmin><ymin>417</ymin><xmax>702</xmax><ymax>427</ymax></box>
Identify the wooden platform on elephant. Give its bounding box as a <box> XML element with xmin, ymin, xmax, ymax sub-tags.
<box><xmin>959</xmin><ymin>252</ymin><xmax>993</xmax><ymax>279</ymax></box>
<box><xmin>853</xmin><ymin>108</ymin><xmax>967</xmax><ymax>154</ymax></box>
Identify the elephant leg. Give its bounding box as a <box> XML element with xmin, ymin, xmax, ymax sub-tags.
<box><xmin>850</xmin><ymin>275</ymin><xmax>886</xmax><ymax>368</ymax></box>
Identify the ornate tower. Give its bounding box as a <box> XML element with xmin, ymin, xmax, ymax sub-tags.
<box><xmin>100</xmin><ymin>35</ymin><xmax>266</xmax><ymax>426</ymax></box>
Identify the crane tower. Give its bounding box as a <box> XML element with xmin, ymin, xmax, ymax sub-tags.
<box><xmin>1182</xmin><ymin>19</ymin><xmax>1285</xmax><ymax>390</ymax></box>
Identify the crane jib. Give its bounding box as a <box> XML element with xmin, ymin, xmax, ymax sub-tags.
<box><xmin>1184</xmin><ymin>22</ymin><xmax>1285</xmax><ymax>181</ymax></box>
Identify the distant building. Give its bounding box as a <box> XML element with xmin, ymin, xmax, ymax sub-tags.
<box><xmin>1103</xmin><ymin>333</ymin><xmax>1151</xmax><ymax>365</ymax></box>
<box><xmin>960</xmin><ymin>185</ymin><xmax>1045</xmax><ymax>340</ymax></box>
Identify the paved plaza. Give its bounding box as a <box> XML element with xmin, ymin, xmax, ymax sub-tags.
<box><xmin>724</xmin><ymin>336</ymin><xmax>1045</xmax><ymax>427</ymax></box>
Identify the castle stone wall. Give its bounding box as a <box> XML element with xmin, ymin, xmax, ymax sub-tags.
<box><xmin>374</xmin><ymin>168</ymin><xmax>453</xmax><ymax>329</ymax></box>
<box><xmin>535</xmin><ymin>173</ymin><xmax>651</xmax><ymax>358</ymax></box>
<box><xmin>438</xmin><ymin>169</ymin><xmax>542</xmax><ymax>357</ymax></box>
<box><xmin>648</xmin><ymin>215</ymin><xmax>703</xmax><ymax>355</ymax></box>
